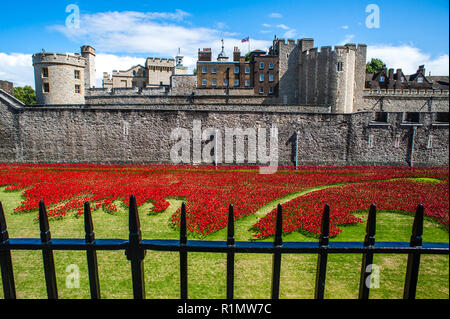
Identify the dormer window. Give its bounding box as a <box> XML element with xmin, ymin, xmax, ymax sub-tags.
<box><xmin>417</xmin><ymin>77</ymin><xmax>424</xmax><ymax>83</ymax></box>
<box><xmin>400</xmin><ymin>76</ymin><xmax>405</xmax><ymax>83</ymax></box>
<box><xmin>379</xmin><ymin>76</ymin><xmax>385</xmax><ymax>83</ymax></box>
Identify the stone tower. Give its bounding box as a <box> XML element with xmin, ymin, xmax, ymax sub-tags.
<box><xmin>81</xmin><ymin>45</ymin><xmax>96</xmax><ymax>88</ymax></box>
<box><xmin>32</xmin><ymin>51</ymin><xmax>86</xmax><ymax>105</ymax></box>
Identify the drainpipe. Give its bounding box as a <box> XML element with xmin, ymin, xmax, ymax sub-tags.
<box><xmin>409</xmin><ymin>126</ymin><xmax>416</xmax><ymax>167</ymax></box>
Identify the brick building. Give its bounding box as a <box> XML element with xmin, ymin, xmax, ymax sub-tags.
<box><xmin>366</xmin><ymin>65</ymin><xmax>449</xmax><ymax>90</ymax></box>
<box><xmin>196</xmin><ymin>40</ymin><xmax>279</xmax><ymax>96</ymax></box>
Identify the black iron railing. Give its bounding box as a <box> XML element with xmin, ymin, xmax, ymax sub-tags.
<box><xmin>0</xmin><ymin>197</ymin><xmax>448</xmax><ymax>300</ymax></box>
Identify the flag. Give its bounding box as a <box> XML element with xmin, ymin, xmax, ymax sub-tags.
<box><xmin>241</xmin><ymin>37</ymin><xmax>249</xmax><ymax>43</ymax></box>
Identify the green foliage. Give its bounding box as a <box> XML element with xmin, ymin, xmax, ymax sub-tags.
<box><xmin>245</xmin><ymin>52</ymin><xmax>251</xmax><ymax>62</ymax></box>
<box><xmin>366</xmin><ymin>58</ymin><xmax>385</xmax><ymax>74</ymax></box>
<box><xmin>13</xmin><ymin>86</ymin><xmax>37</xmax><ymax>105</ymax></box>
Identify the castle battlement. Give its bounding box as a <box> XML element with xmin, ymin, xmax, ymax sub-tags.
<box><xmin>32</xmin><ymin>52</ymin><xmax>87</xmax><ymax>67</ymax></box>
<box><xmin>364</xmin><ymin>88</ymin><xmax>450</xmax><ymax>97</ymax></box>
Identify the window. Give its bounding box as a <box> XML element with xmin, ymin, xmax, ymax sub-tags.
<box><xmin>269</xmin><ymin>62</ymin><xmax>274</xmax><ymax>70</ymax></box>
<box><xmin>269</xmin><ymin>74</ymin><xmax>274</xmax><ymax>82</ymax></box>
<box><xmin>202</xmin><ymin>79</ymin><xmax>207</xmax><ymax>86</ymax></box>
<box><xmin>143</xmin><ymin>71</ymin><xmax>146</xmax><ymax>77</ymax></box>
<box><xmin>435</xmin><ymin>112</ymin><xmax>449</xmax><ymax>123</ymax></box>
<box><xmin>379</xmin><ymin>76</ymin><xmax>385</xmax><ymax>83</ymax></box>
<box><xmin>373</xmin><ymin>112</ymin><xmax>388</xmax><ymax>123</ymax></box>
<box><xmin>403</xmin><ymin>112</ymin><xmax>420</xmax><ymax>123</ymax></box>
<box><xmin>132</xmin><ymin>82</ymin><xmax>137</xmax><ymax>88</ymax></box>
<box><xmin>74</xmin><ymin>70</ymin><xmax>80</xmax><ymax>80</ymax></box>
<box><xmin>417</xmin><ymin>77</ymin><xmax>424</xmax><ymax>83</ymax></box>
<box><xmin>234</xmin><ymin>79</ymin><xmax>239</xmax><ymax>87</ymax></box>
<box><xmin>259</xmin><ymin>86</ymin><xmax>264</xmax><ymax>94</ymax></box>
<box><xmin>245</xmin><ymin>79</ymin><xmax>250</xmax><ymax>87</ymax></box>
<box><xmin>337</xmin><ymin>62</ymin><xmax>344</xmax><ymax>72</ymax></box>
<box><xmin>43</xmin><ymin>83</ymin><xmax>50</xmax><ymax>93</ymax></box>
<box><xmin>42</xmin><ymin>67</ymin><xmax>49</xmax><ymax>78</ymax></box>
<box><xmin>133</xmin><ymin>71</ymin><xmax>136</xmax><ymax>76</ymax></box>
<box><xmin>202</xmin><ymin>66</ymin><xmax>207</xmax><ymax>74</ymax></box>
<box><xmin>245</xmin><ymin>66</ymin><xmax>250</xmax><ymax>74</ymax></box>
<box><xmin>400</xmin><ymin>76</ymin><xmax>405</xmax><ymax>83</ymax></box>
<box><xmin>212</xmin><ymin>78</ymin><xmax>217</xmax><ymax>87</ymax></box>
<box><xmin>223</xmin><ymin>79</ymin><xmax>228</xmax><ymax>87</ymax></box>
<box><xmin>234</xmin><ymin>66</ymin><xmax>240</xmax><ymax>74</ymax></box>
<box><xmin>259</xmin><ymin>62</ymin><xmax>264</xmax><ymax>70</ymax></box>
<box><xmin>269</xmin><ymin>87</ymin><xmax>274</xmax><ymax>95</ymax></box>
<box><xmin>75</xmin><ymin>84</ymin><xmax>81</xmax><ymax>94</ymax></box>
<box><xmin>259</xmin><ymin>74</ymin><xmax>264</xmax><ymax>82</ymax></box>
<box><xmin>212</xmin><ymin>66</ymin><xmax>217</xmax><ymax>74</ymax></box>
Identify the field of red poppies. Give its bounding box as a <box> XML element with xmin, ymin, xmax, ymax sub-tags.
<box><xmin>0</xmin><ymin>163</ymin><xmax>448</xmax><ymax>238</ymax></box>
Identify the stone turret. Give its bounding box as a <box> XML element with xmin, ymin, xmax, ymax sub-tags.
<box><xmin>81</xmin><ymin>45</ymin><xmax>96</xmax><ymax>88</ymax></box>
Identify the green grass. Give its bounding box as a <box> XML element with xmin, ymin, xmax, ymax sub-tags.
<box><xmin>0</xmin><ymin>186</ymin><xmax>448</xmax><ymax>299</ymax></box>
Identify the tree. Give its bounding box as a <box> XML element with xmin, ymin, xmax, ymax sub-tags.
<box><xmin>13</xmin><ymin>86</ymin><xmax>37</xmax><ymax>105</ymax></box>
<box><xmin>366</xmin><ymin>58</ymin><xmax>385</xmax><ymax>74</ymax></box>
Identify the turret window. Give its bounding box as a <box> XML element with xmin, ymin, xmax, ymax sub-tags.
<box><xmin>75</xmin><ymin>85</ymin><xmax>81</xmax><ymax>94</ymax></box>
<box><xmin>42</xmin><ymin>67</ymin><xmax>49</xmax><ymax>78</ymax></box>
<box><xmin>74</xmin><ymin>70</ymin><xmax>80</xmax><ymax>80</ymax></box>
<box><xmin>337</xmin><ymin>62</ymin><xmax>344</xmax><ymax>72</ymax></box>
<box><xmin>43</xmin><ymin>83</ymin><xmax>50</xmax><ymax>93</ymax></box>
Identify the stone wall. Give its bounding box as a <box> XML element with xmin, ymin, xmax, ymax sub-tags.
<box><xmin>1</xmin><ymin>93</ymin><xmax>448</xmax><ymax>167</ymax></box>
<box><xmin>360</xmin><ymin>89</ymin><xmax>450</xmax><ymax>112</ymax></box>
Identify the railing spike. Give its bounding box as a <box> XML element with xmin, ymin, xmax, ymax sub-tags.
<box><xmin>410</xmin><ymin>204</ymin><xmax>424</xmax><ymax>247</ymax></box>
<box><xmin>84</xmin><ymin>202</ymin><xmax>95</xmax><ymax>243</ymax></box>
<box><xmin>39</xmin><ymin>201</ymin><xmax>51</xmax><ymax>243</ymax></box>
<box><xmin>227</xmin><ymin>204</ymin><xmax>235</xmax><ymax>246</ymax></box>
<box><xmin>319</xmin><ymin>204</ymin><xmax>330</xmax><ymax>247</ymax></box>
<box><xmin>364</xmin><ymin>204</ymin><xmax>377</xmax><ymax>246</ymax></box>
<box><xmin>180</xmin><ymin>202</ymin><xmax>187</xmax><ymax>245</ymax></box>
<box><xmin>274</xmin><ymin>204</ymin><xmax>283</xmax><ymax>247</ymax></box>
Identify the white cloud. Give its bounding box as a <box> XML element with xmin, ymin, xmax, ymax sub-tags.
<box><xmin>341</xmin><ymin>25</ymin><xmax>349</xmax><ymax>29</ymax></box>
<box><xmin>283</xmin><ymin>29</ymin><xmax>297</xmax><ymax>38</ymax></box>
<box><xmin>47</xmin><ymin>10</ymin><xmax>271</xmax><ymax>82</ymax></box>
<box><xmin>269</xmin><ymin>13</ymin><xmax>283</xmax><ymax>18</ymax></box>
<box><xmin>338</xmin><ymin>34</ymin><xmax>355</xmax><ymax>45</ymax></box>
<box><xmin>215</xmin><ymin>22</ymin><xmax>228</xmax><ymax>29</ymax></box>
<box><xmin>367</xmin><ymin>44</ymin><xmax>449</xmax><ymax>75</ymax></box>
<box><xmin>0</xmin><ymin>53</ymin><xmax>34</xmax><ymax>87</ymax></box>
<box><xmin>276</xmin><ymin>24</ymin><xmax>290</xmax><ymax>30</ymax></box>
<box><xmin>262</xmin><ymin>23</ymin><xmax>271</xmax><ymax>28</ymax></box>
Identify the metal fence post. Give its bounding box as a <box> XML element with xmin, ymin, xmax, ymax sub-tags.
<box><xmin>125</xmin><ymin>195</ymin><xmax>146</xmax><ymax>299</ymax></box>
<box><xmin>39</xmin><ymin>201</ymin><xmax>58</xmax><ymax>299</ymax></box>
<box><xmin>179</xmin><ymin>202</ymin><xmax>188</xmax><ymax>299</ymax></box>
<box><xmin>358</xmin><ymin>204</ymin><xmax>377</xmax><ymax>299</ymax></box>
<box><xmin>271</xmin><ymin>204</ymin><xmax>283</xmax><ymax>299</ymax></box>
<box><xmin>226</xmin><ymin>204</ymin><xmax>235</xmax><ymax>300</ymax></box>
<box><xmin>403</xmin><ymin>204</ymin><xmax>424</xmax><ymax>299</ymax></box>
<box><xmin>0</xmin><ymin>202</ymin><xmax>16</xmax><ymax>299</ymax></box>
<box><xmin>84</xmin><ymin>202</ymin><xmax>101</xmax><ymax>299</ymax></box>
<box><xmin>314</xmin><ymin>204</ymin><xmax>330</xmax><ymax>299</ymax></box>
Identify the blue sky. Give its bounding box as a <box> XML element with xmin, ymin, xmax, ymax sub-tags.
<box><xmin>1</xmin><ymin>0</ymin><xmax>448</xmax><ymax>87</ymax></box>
